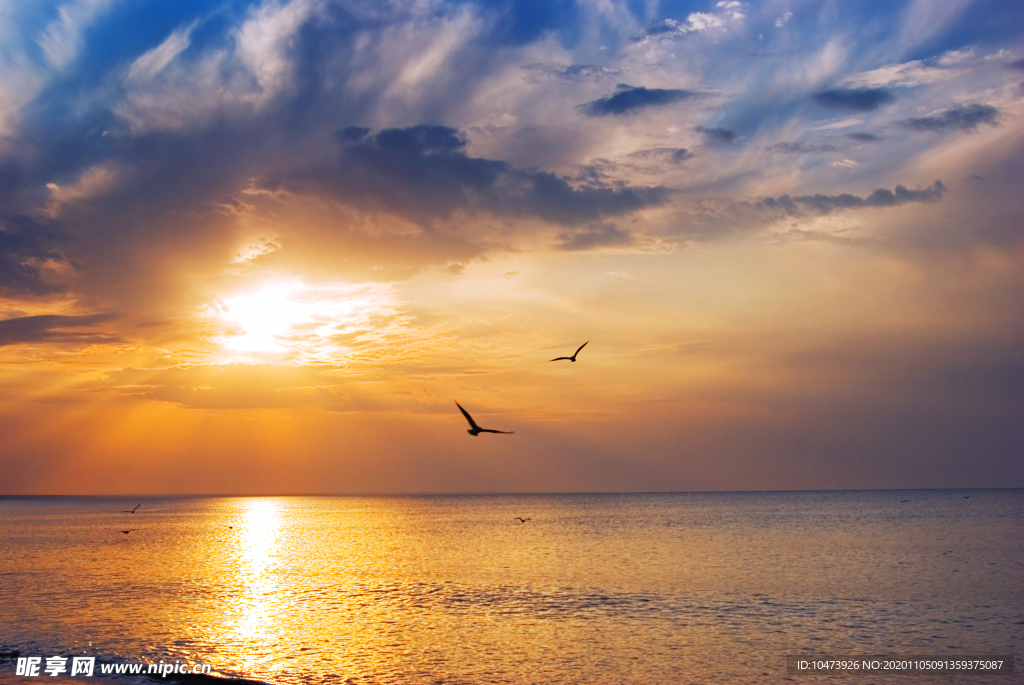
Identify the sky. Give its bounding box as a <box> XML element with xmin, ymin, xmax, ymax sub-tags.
<box><xmin>0</xmin><ymin>0</ymin><xmax>1021</xmax><ymax>494</ymax></box>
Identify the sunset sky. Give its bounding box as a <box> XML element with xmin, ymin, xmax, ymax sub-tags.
<box><xmin>1</xmin><ymin>0</ymin><xmax>1021</xmax><ymax>494</ymax></box>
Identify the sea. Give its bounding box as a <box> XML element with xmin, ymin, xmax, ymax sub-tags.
<box><xmin>1</xmin><ymin>491</ymin><xmax>1021</xmax><ymax>684</ymax></box>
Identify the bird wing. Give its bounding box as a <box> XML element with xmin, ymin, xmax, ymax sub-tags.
<box><xmin>455</xmin><ymin>401</ymin><xmax>480</xmax><ymax>430</ymax></box>
<box><xmin>132</xmin><ymin>503</ymin><xmax>140</xmax><ymax>512</ymax></box>
<box><xmin>549</xmin><ymin>356</ymin><xmax>571</xmax><ymax>361</ymax></box>
<box><xmin>574</xmin><ymin>341</ymin><xmax>589</xmax><ymax>356</ymax></box>
<box><xmin>478</xmin><ymin>429</ymin><xmax>514</xmax><ymax>434</ymax></box>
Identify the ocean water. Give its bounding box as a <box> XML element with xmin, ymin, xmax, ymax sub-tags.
<box><xmin>0</xmin><ymin>491</ymin><xmax>1021</xmax><ymax>684</ymax></box>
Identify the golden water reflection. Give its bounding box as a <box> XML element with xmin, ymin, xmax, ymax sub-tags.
<box><xmin>144</xmin><ymin>493</ymin><xmax>1020</xmax><ymax>685</ymax></box>
<box><xmin>232</xmin><ymin>499</ymin><xmax>282</xmax><ymax>645</ymax></box>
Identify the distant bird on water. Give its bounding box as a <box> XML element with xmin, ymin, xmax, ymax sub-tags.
<box><xmin>455</xmin><ymin>401</ymin><xmax>514</xmax><ymax>436</ymax></box>
<box><xmin>118</xmin><ymin>529</ymin><xmax>138</xmax><ymax>534</ymax></box>
<box><xmin>550</xmin><ymin>341</ymin><xmax>588</xmax><ymax>362</ymax></box>
<box><xmin>121</xmin><ymin>503</ymin><xmax>141</xmax><ymax>513</ymax></box>
<box><xmin>514</xmin><ymin>517</ymin><xmax>531</xmax><ymax>523</ymax></box>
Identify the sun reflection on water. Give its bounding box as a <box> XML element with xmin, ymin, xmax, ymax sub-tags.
<box><xmin>236</xmin><ymin>499</ymin><xmax>281</xmax><ymax>640</ymax></box>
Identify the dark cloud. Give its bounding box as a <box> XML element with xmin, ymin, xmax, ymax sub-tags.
<box><xmin>1006</xmin><ymin>59</ymin><xmax>1024</xmax><ymax>71</ymax></box>
<box><xmin>812</xmin><ymin>88</ymin><xmax>895</xmax><ymax>112</ymax></box>
<box><xmin>555</xmin><ymin>223</ymin><xmax>634</xmax><ymax>251</ymax></box>
<box><xmin>626</xmin><ymin>147</ymin><xmax>692</xmax><ymax>164</ymax></box>
<box><xmin>900</xmin><ymin>104</ymin><xmax>999</xmax><ymax>132</ymax></box>
<box><xmin>848</xmin><ymin>132</ymin><xmax>881</xmax><ymax>142</ymax></box>
<box><xmin>0</xmin><ymin>216</ymin><xmax>74</xmax><ymax>296</ymax></box>
<box><xmin>638</xmin><ymin>20</ymin><xmax>680</xmax><ymax>38</ymax></box>
<box><xmin>695</xmin><ymin>126</ymin><xmax>737</xmax><ymax>144</ymax></box>
<box><xmin>767</xmin><ymin>142</ymin><xmax>841</xmax><ymax>153</ymax></box>
<box><xmin>578</xmin><ymin>85</ymin><xmax>697</xmax><ymax>116</ymax></box>
<box><xmin>0</xmin><ymin>313</ymin><xmax>120</xmax><ymax>346</ymax></box>
<box><xmin>252</xmin><ymin>125</ymin><xmax>670</xmax><ymax>226</ymax></box>
<box><xmin>758</xmin><ymin>181</ymin><xmax>947</xmax><ymax>216</ymax></box>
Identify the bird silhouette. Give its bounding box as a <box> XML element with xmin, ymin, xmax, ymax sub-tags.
<box><xmin>963</xmin><ymin>495</ymin><xmax>970</xmax><ymax>499</ymax></box>
<box><xmin>900</xmin><ymin>499</ymin><xmax>909</xmax><ymax>503</ymax></box>
<box><xmin>514</xmin><ymin>517</ymin><xmax>531</xmax><ymax>523</ymax></box>
<box><xmin>121</xmin><ymin>503</ymin><xmax>141</xmax><ymax>513</ymax></box>
<box><xmin>455</xmin><ymin>401</ymin><xmax>514</xmax><ymax>436</ymax></box>
<box><xmin>118</xmin><ymin>529</ymin><xmax>138</xmax><ymax>534</ymax></box>
<box><xmin>550</xmin><ymin>341</ymin><xmax>588</xmax><ymax>362</ymax></box>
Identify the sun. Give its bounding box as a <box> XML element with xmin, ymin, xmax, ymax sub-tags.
<box><xmin>213</xmin><ymin>280</ymin><xmax>403</xmax><ymax>362</ymax></box>
<box><xmin>220</xmin><ymin>283</ymin><xmax>317</xmax><ymax>353</ymax></box>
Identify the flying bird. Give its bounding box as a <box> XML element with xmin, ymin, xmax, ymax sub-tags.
<box><xmin>118</xmin><ymin>529</ymin><xmax>138</xmax><ymax>534</ymax></box>
<box><xmin>514</xmin><ymin>517</ymin><xmax>531</xmax><ymax>523</ymax></box>
<box><xmin>963</xmin><ymin>495</ymin><xmax>970</xmax><ymax>499</ymax></box>
<box><xmin>121</xmin><ymin>503</ymin><xmax>141</xmax><ymax>513</ymax></box>
<box><xmin>455</xmin><ymin>401</ymin><xmax>514</xmax><ymax>436</ymax></box>
<box><xmin>550</xmin><ymin>341</ymin><xmax>588</xmax><ymax>362</ymax></box>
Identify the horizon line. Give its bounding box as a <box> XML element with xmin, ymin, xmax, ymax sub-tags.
<box><xmin>2</xmin><ymin>487</ymin><xmax>1020</xmax><ymax>498</ymax></box>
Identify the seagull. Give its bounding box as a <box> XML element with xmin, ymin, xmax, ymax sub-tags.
<box><xmin>963</xmin><ymin>495</ymin><xmax>970</xmax><ymax>499</ymax></box>
<box><xmin>121</xmin><ymin>503</ymin><xmax>141</xmax><ymax>514</ymax></box>
<box><xmin>550</xmin><ymin>341</ymin><xmax>588</xmax><ymax>362</ymax></box>
<box><xmin>455</xmin><ymin>401</ymin><xmax>514</xmax><ymax>436</ymax></box>
<box><xmin>514</xmin><ymin>517</ymin><xmax>531</xmax><ymax>523</ymax></box>
<box><xmin>118</xmin><ymin>529</ymin><xmax>138</xmax><ymax>534</ymax></box>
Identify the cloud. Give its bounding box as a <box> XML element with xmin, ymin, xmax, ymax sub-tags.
<box><xmin>695</xmin><ymin>125</ymin><xmax>738</xmax><ymax>144</ymax></box>
<box><xmin>767</xmin><ymin>142</ymin><xmax>840</xmax><ymax>153</ymax></box>
<box><xmin>124</xmin><ymin>21</ymin><xmax>197</xmax><ymax>85</ymax></box>
<box><xmin>38</xmin><ymin>0</ymin><xmax>117</xmax><ymax>70</ymax></box>
<box><xmin>812</xmin><ymin>88</ymin><xmax>895</xmax><ymax>111</ymax></box>
<box><xmin>555</xmin><ymin>223</ymin><xmax>634</xmax><ymax>251</ymax></box>
<box><xmin>1007</xmin><ymin>59</ymin><xmax>1024</xmax><ymax>72</ymax></box>
<box><xmin>840</xmin><ymin>60</ymin><xmax>961</xmax><ymax>89</ymax></box>
<box><xmin>624</xmin><ymin>147</ymin><xmax>692</xmax><ymax>164</ymax></box>
<box><xmin>102</xmin><ymin>364</ymin><xmax>347</xmax><ymax>410</ymax></box>
<box><xmin>0</xmin><ymin>313</ymin><xmax>120</xmax><ymax>346</ymax></box>
<box><xmin>578</xmin><ymin>85</ymin><xmax>697</xmax><ymax>117</ymax></box>
<box><xmin>848</xmin><ymin>132</ymin><xmax>881</xmax><ymax>142</ymax></box>
<box><xmin>45</xmin><ymin>163</ymin><xmax>125</xmax><ymax>216</ymax></box>
<box><xmin>758</xmin><ymin>181</ymin><xmax>947</xmax><ymax>216</ymax></box>
<box><xmin>900</xmin><ymin>104</ymin><xmax>999</xmax><ymax>132</ymax></box>
<box><xmin>523</xmin><ymin>63</ymin><xmax>620</xmax><ymax>81</ymax></box>
<box><xmin>0</xmin><ymin>216</ymin><xmax>74</xmax><ymax>295</ymax></box>
<box><xmin>635</xmin><ymin>3</ymin><xmax>744</xmax><ymax>42</ymax></box>
<box><xmin>251</xmin><ymin>125</ymin><xmax>670</xmax><ymax>227</ymax></box>
<box><xmin>115</xmin><ymin>0</ymin><xmax>318</xmax><ymax>134</ymax></box>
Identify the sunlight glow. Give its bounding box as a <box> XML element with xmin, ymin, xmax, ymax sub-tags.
<box><xmin>222</xmin><ymin>285</ymin><xmax>316</xmax><ymax>352</ymax></box>
<box><xmin>213</xmin><ymin>280</ymin><xmax>404</xmax><ymax>362</ymax></box>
